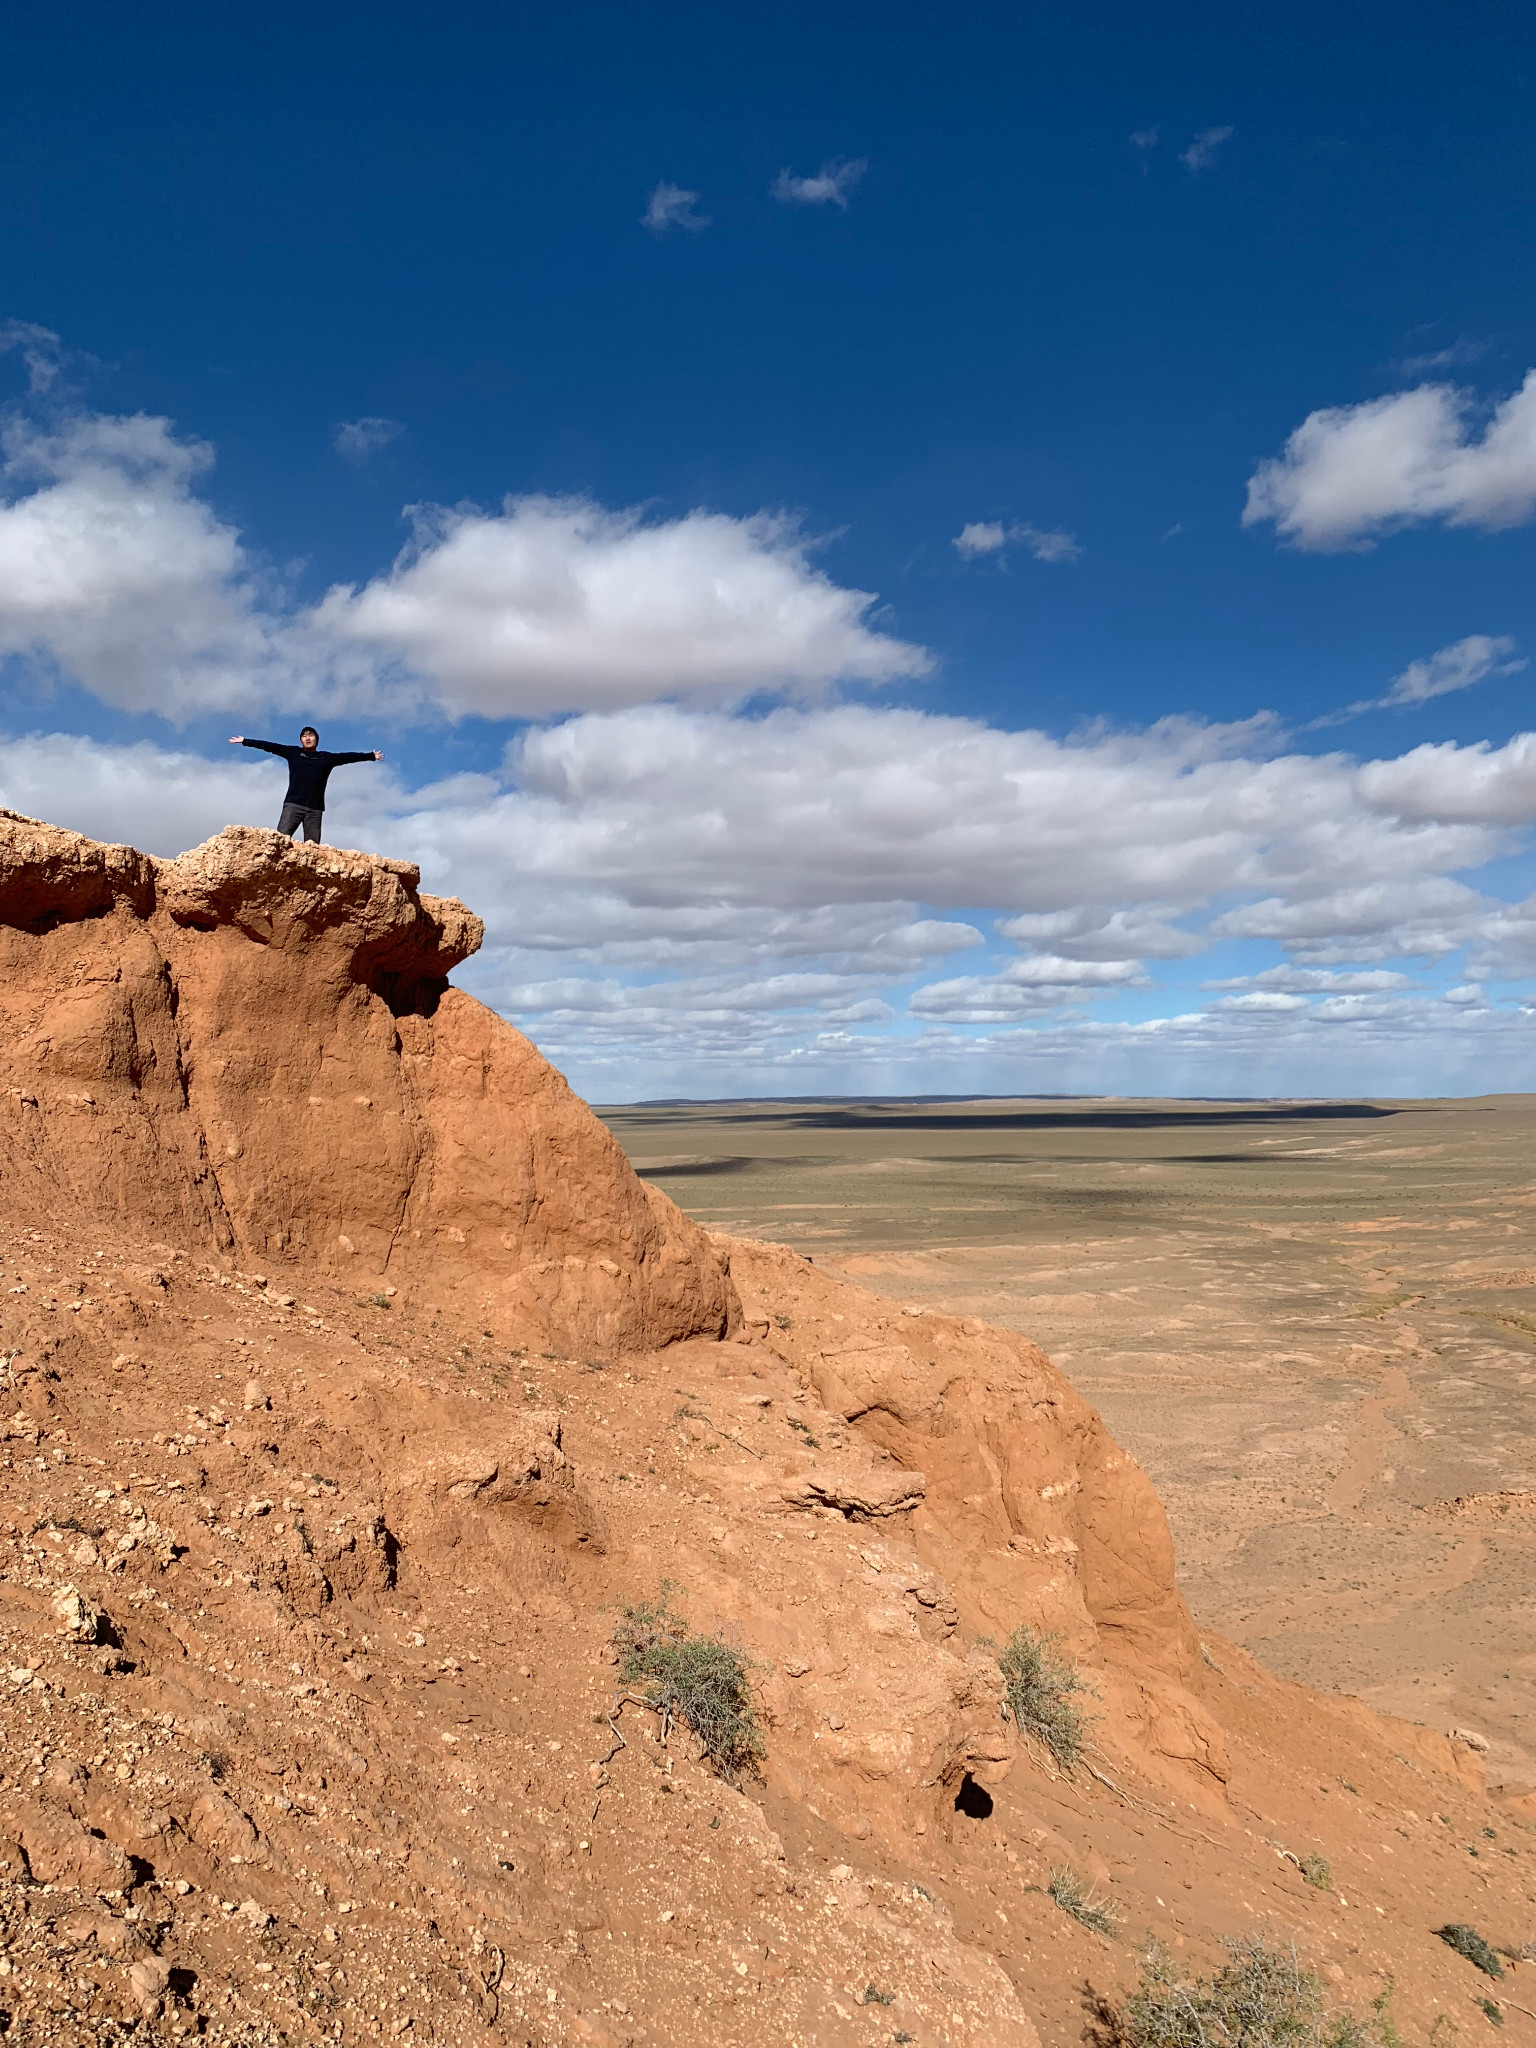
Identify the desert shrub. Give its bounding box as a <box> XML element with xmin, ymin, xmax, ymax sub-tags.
<box><xmin>612</xmin><ymin>1591</ymin><xmax>764</xmax><ymax>1784</ymax></box>
<box><xmin>998</xmin><ymin>1624</ymin><xmax>1093</xmax><ymax>1768</ymax></box>
<box><xmin>1049</xmin><ymin>1865</ymin><xmax>1119</xmax><ymax>1935</ymax></box>
<box><xmin>1300</xmin><ymin>1853</ymin><xmax>1333</xmax><ymax>1890</ymax></box>
<box><xmin>1109</xmin><ymin>1935</ymin><xmax>1376</xmax><ymax>2048</ymax></box>
<box><xmin>1478</xmin><ymin>2001</ymin><xmax>1504</xmax><ymax>2029</ymax></box>
<box><xmin>1436</xmin><ymin>1926</ymin><xmax>1505</xmax><ymax>1980</ymax></box>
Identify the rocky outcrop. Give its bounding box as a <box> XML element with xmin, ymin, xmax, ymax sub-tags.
<box><xmin>0</xmin><ymin>813</ymin><xmax>736</xmax><ymax>1355</ymax></box>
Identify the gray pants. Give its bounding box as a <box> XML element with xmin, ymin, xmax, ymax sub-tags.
<box><xmin>277</xmin><ymin>802</ymin><xmax>324</xmax><ymax>842</ymax></box>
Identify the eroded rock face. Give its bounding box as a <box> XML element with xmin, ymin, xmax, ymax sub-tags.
<box><xmin>0</xmin><ymin>814</ymin><xmax>736</xmax><ymax>1355</ymax></box>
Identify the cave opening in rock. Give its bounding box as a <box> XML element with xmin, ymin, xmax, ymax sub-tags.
<box><xmin>954</xmin><ymin>1773</ymin><xmax>993</xmax><ymax>1819</ymax></box>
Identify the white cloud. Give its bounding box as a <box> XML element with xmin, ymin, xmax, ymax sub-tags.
<box><xmin>1203</xmin><ymin>966</ymin><xmax>1414</xmax><ymax>994</ymax></box>
<box><xmin>1316</xmin><ymin>633</ymin><xmax>1524</xmax><ymax>727</ymax></box>
<box><xmin>1211</xmin><ymin>877</ymin><xmax>1490</xmax><ymax>961</ymax></box>
<box><xmin>1244</xmin><ymin>371</ymin><xmax>1536</xmax><ymax>550</ymax></box>
<box><xmin>1130</xmin><ymin>128</ymin><xmax>1158</xmax><ymax>153</ymax></box>
<box><xmin>641</xmin><ymin>183</ymin><xmax>710</xmax><ymax>233</ymax></box>
<box><xmin>770</xmin><ymin>159</ymin><xmax>867</xmax><ymax>210</ymax></box>
<box><xmin>333</xmin><ymin>417</ymin><xmax>405</xmax><ymax>464</ymax></box>
<box><xmin>1381</xmin><ymin>633</ymin><xmax>1524</xmax><ymax>706</ymax></box>
<box><xmin>0</xmin><ymin>320</ymin><xmax>67</xmax><ymax>395</ymax></box>
<box><xmin>998</xmin><ymin>905</ymin><xmax>1201</xmax><ymax>960</ymax></box>
<box><xmin>0</xmin><ymin>392</ymin><xmax>929</xmax><ymax>722</ymax></box>
<box><xmin>1180</xmin><ymin>126</ymin><xmax>1233</xmax><ymax>172</ymax></box>
<box><xmin>953</xmin><ymin>520</ymin><xmax>1007</xmax><ymax>560</ymax></box>
<box><xmin>6</xmin><ymin>710</ymin><xmax>1535</xmax><ymax>1095</ymax></box>
<box><xmin>909</xmin><ymin>955</ymin><xmax>1145</xmax><ymax>1022</ymax></box>
<box><xmin>953</xmin><ymin>519</ymin><xmax>1080</xmax><ymax>565</ymax></box>
<box><xmin>1396</xmin><ymin>338</ymin><xmax>1487</xmax><ymax>377</ymax></box>
<box><xmin>0</xmin><ymin>730</ymin><xmax>264</xmax><ymax>852</ymax></box>
<box><xmin>0</xmin><ymin>409</ymin><xmax>282</xmax><ymax>715</ymax></box>
<box><xmin>1208</xmin><ymin>990</ymin><xmax>1310</xmax><ymax>1012</ymax></box>
<box><xmin>309</xmin><ymin>496</ymin><xmax>930</xmax><ymax>717</ymax></box>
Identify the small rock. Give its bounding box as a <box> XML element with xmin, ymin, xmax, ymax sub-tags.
<box><xmin>243</xmin><ymin>1380</ymin><xmax>271</xmax><ymax>1412</ymax></box>
<box><xmin>1451</xmin><ymin>1727</ymin><xmax>1490</xmax><ymax>1753</ymax></box>
<box><xmin>126</xmin><ymin>1955</ymin><xmax>170</xmax><ymax>2017</ymax></box>
<box><xmin>52</xmin><ymin>1584</ymin><xmax>104</xmax><ymax>1645</ymax></box>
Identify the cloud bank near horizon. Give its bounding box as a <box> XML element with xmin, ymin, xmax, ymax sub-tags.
<box><xmin>0</xmin><ymin>372</ymin><xmax>1532</xmax><ymax>1098</ymax></box>
<box><xmin>2</xmin><ymin>707</ymin><xmax>1532</xmax><ymax>1096</ymax></box>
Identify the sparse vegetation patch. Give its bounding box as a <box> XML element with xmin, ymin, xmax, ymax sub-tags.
<box><xmin>613</xmin><ymin>1590</ymin><xmax>765</xmax><ymax>1784</ymax></box>
<box><xmin>1048</xmin><ymin>1865</ymin><xmax>1119</xmax><ymax>1934</ymax></box>
<box><xmin>998</xmin><ymin>1623</ymin><xmax>1093</xmax><ymax>1768</ymax></box>
<box><xmin>1436</xmin><ymin>1926</ymin><xmax>1504</xmax><ymax>1979</ymax></box>
<box><xmin>1102</xmin><ymin>1935</ymin><xmax>1383</xmax><ymax>2048</ymax></box>
<box><xmin>1097</xmin><ymin>1933</ymin><xmax>1425</xmax><ymax>2048</ymax></box>
<box><xmin>1299</xmin><ymin>1852</ymin><xmax>1332</xmax><ymax>1890</ymax></box>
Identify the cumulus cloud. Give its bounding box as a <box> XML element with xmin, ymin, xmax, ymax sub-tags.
<box><xmin>997</xmin><ymin>905</ymin><xmax>1201</xmax><ymax>960</ymax></box>
<box><xmin>909</xmin><ymin>955</ymin><xmax>1145</xmax><ymax>1022</ymax></box>
<box><xmin>641</xmin><ymin>182</ymin><xmax>710</xmax><ymax>233</ymax></box>
<box><xmin>1244</xmin><ymin>371</ymin><xmax>1536</xmax><ymax>550</ymax></box>
<box><xmin>1180</xmin><ymin>126</ymin><xmax>1232</xmax><ymax>172</ymax></box>
<box><xmin>0</xmin><ymin>390</ymin><xmax>929</xmax><ymax>722</ymax></box>
<box><xmin>770</xmin><ymin>158</ymin><xmax>867</xmax><ymax>209</ymax></box>
<box><xmin>0</xmin><ymin>408</ymin><xmax>283</xmax><ymax>715</ymax></box>
<box><xmin>5</xmin><ymin>709</ymin><xmax>1535</xmax><ymax>1093</ymax></box>
<box><xmin>309</xmin><ymin>496</ymin><xmax>931</xmax><ymax>717</ymax></box>
<box><xmin>953</xmin><ymin>520</ymin><xmax>1080</xmax><ymax>565</ymax></box>
<box><xmin>332</xmin><ymin>417</ymin><xmax>405</xmax><ymax>464</ymax></box>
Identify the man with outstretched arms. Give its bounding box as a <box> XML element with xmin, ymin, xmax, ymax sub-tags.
<box><xmin>229</xmin><ymin>726</ymin><xmax>383</xmax><ymax>843</ymax></box>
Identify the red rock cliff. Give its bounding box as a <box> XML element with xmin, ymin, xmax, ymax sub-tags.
<box><xmin>0</xmin><ymin>813</ymin><xmax>737</xmax><ymax>1356</ymax></box>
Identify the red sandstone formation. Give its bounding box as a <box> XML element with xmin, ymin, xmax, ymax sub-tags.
<box><xmin>0</xmin><ymin>814</ymin><xmax>1523</xmax><ymax>2048</ymax></box>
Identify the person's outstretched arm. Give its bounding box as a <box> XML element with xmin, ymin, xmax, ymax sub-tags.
<box><xmin>329</xmin><ymin>749</ymin><xmax>385</xmax><ymax>765</ymax></box>
<box><xmin>228</xmin><ymin>736</ymin><xmax>292</xmax><ymax>758</ymax></box>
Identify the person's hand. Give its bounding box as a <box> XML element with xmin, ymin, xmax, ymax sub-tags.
<box><xmin>373</xmin><ymin>750</ymin><xmax>384</xmax><ymax>761</ymax></box>
<box><xmin>228</xmin><ymin>735</ymin><xmax>244</xmax><ymax>743</ymax></box>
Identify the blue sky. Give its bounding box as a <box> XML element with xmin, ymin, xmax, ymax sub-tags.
<box><xmin>2</xmin><ymin>0</ymin><xmax>1534</xmax><ymax>1099</ymax></box>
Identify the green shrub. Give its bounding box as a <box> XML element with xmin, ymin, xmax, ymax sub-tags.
<box><xmin>1108</xmin><ymin>1935</ymin><xmax>1375</xmax><ymax>2048</ymax></box>
<box><xmin>1478</xmin><ymin>2001</ymin><xmax>1503</xmax><ymax>2029</ymax></box>
<box><xmin>1049</xmin><ymin>1865</ymin><xmax>1119</xmax><ymax>1935</ymax></box>
<box><xmin>612</xmin><ymin>1591</ymin><xmax>764</xmax><ymax>1785</ymax></box>
<box><xmin>1436</xmin><ymin>1926</ymin><xmax>1505</xmax><ymax>1980</ymax></box>
<box><xmin>1300</xmin><ymin>1853</ymin><xmax>1333</xmax><ymax>1890</ymax></box>
<box><xmin>998</xmin><ymin>1624</ymin><xmax>1093</xmax><ymax>1768</ymax></box>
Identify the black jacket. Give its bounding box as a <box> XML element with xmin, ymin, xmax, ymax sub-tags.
<box><xmin>240</xmin><ymin>739</ymin><xmax>375</xmax><ymax>810</ymax></box>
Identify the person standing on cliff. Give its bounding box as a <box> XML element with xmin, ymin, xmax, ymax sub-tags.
<box><xmin>227</xmin><ymin>727</ymin><xmax>384</xmax><ymax>843</ymax></box>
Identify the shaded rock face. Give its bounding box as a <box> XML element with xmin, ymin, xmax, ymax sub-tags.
<box><xmin>0</xmin><ymin>814</ymin><xmax>736</xmax><ymax>1356</ymax></box>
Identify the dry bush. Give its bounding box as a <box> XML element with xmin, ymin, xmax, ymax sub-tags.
<box><xmin>1101</xmin><ymin>1935</ymin><xmax>1391</xmax><ymax>2048</ymax></box>
<box><xmin>1049</xmin><ymin>1865</ymin><xmax>1119</xmax><ymax>1934</ymax></box>
<box><xmin>997</xmin><ymin>1624</ymin><xmax>1093</xmax><ymax>1768</ymax></box>
<box><xmin>613</xmin><ymin>1591</ymin><xmax>764</xmax><ymax>1784</ymax></box>
<box><xmin>1436</xmin><ymin>1926</ymin><xmax>1504</xmax><ymax>1979</ymax></box>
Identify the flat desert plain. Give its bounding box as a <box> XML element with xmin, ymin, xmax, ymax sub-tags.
<box><xmin>598</xmin><ymin>1094</ymin><xmax>1536</xmax><ymax>1790</ymax></box>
